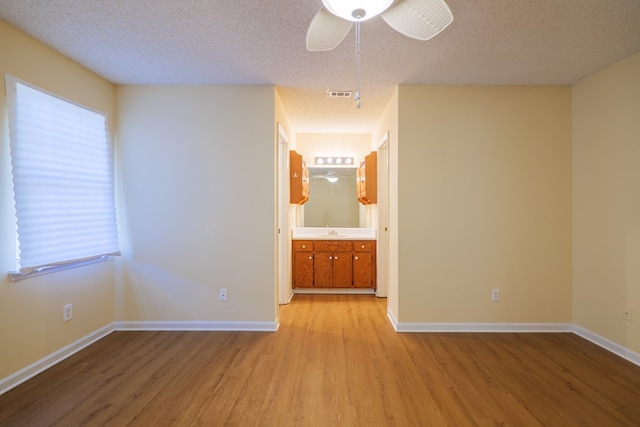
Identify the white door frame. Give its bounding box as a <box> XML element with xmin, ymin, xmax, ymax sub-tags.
<box><xmin>376</xmin><ymin>132</ymin><xmax>390</xmax><ymax>298</ymax></box>
<box><xmin>277</xmin><ymin>124</ymin><xmax>292</xmax><ymax>304</ymax></box>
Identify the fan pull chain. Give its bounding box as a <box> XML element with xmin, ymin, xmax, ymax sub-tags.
<box><xmin>354</xmin><ymin>19</ymin><xmax>361</xmax><ymax>109</ymax></box>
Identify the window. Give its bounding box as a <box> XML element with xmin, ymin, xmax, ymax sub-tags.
<box><xmin>6</xmin><ymin>75</ymin><xmax>120</xmax><ymax>279</ymax></box>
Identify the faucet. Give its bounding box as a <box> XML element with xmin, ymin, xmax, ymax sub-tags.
<box><xmin>328</xmin><ymin>229</ymin><xmax>338</xmax><ymax>235</ymax></box>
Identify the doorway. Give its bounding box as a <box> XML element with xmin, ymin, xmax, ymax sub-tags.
<box><xmin>277</xmin><ymin>124</ymin><xmax>292</xmax><ymax>305</ymax></box>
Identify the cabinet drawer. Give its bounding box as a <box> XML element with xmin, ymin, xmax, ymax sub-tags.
<box><xmin>314</xmin><ymin>241</ymin><xmax>353</xmax><ymax>252</ymax></box>
<box><xmin>292</xmin><ymin>241</ymin><xmax>313</xmax><ymax>251</ymax></box>
<box><xmin>354</xmin><ymin>241</ymin><xmax>374</xmax><ymax>252</ymax></box>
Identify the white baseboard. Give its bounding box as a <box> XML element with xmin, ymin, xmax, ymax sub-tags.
<box><xmin>387</xmin><ymin>307</ymin><xmax>399</xmax><ymax>331</ymax></box>
<box><xmin>0</xmin><ymin>323</ymin><xmax>115</xmax><ymax>396</ymax></box>
<box><xmin>386</xmin><ymin>316</ymin><xmax>639</xmax><ymax>368</ymax></box>
<box><xmin>114</xmin><ymin>320</ymin><xmax>279</xmax><ymax>332</ymax></box>
<box><xmin>279</xmin><ymin>291</ymin><xmax>295</xmax><ymax>305</ymax></box>
<box><xmin>393</xmin><ymin>321</ymin><xmax>573</xmax><ymax>333</ymax></box>
<box><xmin>573</xmin><ymin>325</ymin><xmax>640</xmax><ymax>367</ymax></box>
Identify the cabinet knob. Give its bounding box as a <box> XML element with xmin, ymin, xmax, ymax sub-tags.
<box><xmin>335</xmin><ymin>256</ymin><xmax>338</xmax><ymax>259</ymax></box>
<box><xmin>361</xmin><ymin>245</ymin><xmax>365</xmax><ymax>248</ymax></box>
<box><xmin>355</xmin><ymin>256</ymin><xmax>359</xmax><ymax>260</ymax></box>
<box><xmin>329</xmin><ymin>256</ymin><xmax>333</xmax><ymax>260</ymax></box>
<box><xmin>308</xmin><ymin>256</ymin><xmax>312</xmax><ymax>259</ymax></box>
<box><xmin>302</xmin><ymin>245</ymin><xmax>306</xmax><ymax>248</ymax></box>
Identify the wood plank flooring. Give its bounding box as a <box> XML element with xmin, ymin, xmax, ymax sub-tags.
<box><xmin>1</xmin><ymin>294</ymin><xmax>640</xmax><ymax>426</ymax></box>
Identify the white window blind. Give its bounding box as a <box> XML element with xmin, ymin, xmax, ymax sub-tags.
<box><xmin>6</xmin><ymin>76</ymin><xmax>120</xmax><ymax>275</ymax></box>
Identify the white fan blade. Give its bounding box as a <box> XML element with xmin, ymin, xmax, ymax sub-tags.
<box><xmin>381</xmin><ymin>0</ymin><xmax>453</xmax><ymax>41</ymax></box>
<box><xmin>306</xmin><ymin>7</ymin><xmax>354</xmax><ymax>51</ymax></box>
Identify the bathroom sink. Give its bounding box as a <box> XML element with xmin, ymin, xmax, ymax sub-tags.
<box><xmin>292</xmin><ymin>227</ymin><xmax>376</xmax><ymax>240</ymax></box>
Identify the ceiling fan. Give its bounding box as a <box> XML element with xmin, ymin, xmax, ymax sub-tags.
<box><xmin>311</xmin><ymin>168</ymin><xmax>353</xmax><ymax>183</ymax></box>
<box><xmin>306</xmin><ymin>0</ymin><xmax>454</xmax><ymax>52</ymax></box>
<box><xmin>312</xmin><ymin>170</ymin><xmax>339</xmax><ymax>182</ymax></box>
<box><xmin>306</xmin><ymin>0</ymin><xmax>453</xmax><ymax>109</ymax></box>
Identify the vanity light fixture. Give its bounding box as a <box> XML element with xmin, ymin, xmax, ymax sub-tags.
<box><xmin>326</xmin><ymin>176</ymin><xmax>339</xmax><ymax>183</ymax></box>
<box><xmin>314</xmin><ymin>156</ymin><xmax>354</xmax><ymax>166</ymax></box>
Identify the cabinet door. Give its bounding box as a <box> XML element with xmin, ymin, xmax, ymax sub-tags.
<box><xmin>353</xmin><ymin>251</ymin><xmax>372</xmax><ymax>288</ymax></box>
<box><xmin>290</xmin><ymin>151</ymin><xmax>309</xmax><ymax>205</ymax></box>
<box><xmin>293</xmin><ymin>251</ymin><xmax>314</xmax><ymax>288</ymax></box>
<box><xmin>333</xmin><ymin>252</ymin><xmax>353</xmax><ymax>288</ymax></box>
<box><xmin>314</xmin><ymin>252</ymin><xmax>333</xmax><ymax>288</ymax></box>
<box><xmin>364</xmin><ymin>151</ymin><xmax>377</xmax><ymax>204</ymax></box>
<box><xmin>358</xmin><ymin>152</ymin><xmax>377</xmax><ymax>205</ymax></box>
<box><xmin>301</xmin><ymin>165</ymin><xmax>309</xmax><ymax>203</ymax></box>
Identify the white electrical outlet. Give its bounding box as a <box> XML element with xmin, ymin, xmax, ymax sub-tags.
<box><xmin>623</xmin><ymin>306</ymin><xmax>632</xmax><ymax>321</ymax></box>
<box><xmin>63</xmin><ymin>304</ymin><xmax>73</xmax><ymax>322</ymax></box>
<box><xmin>491</xmin><ymin>289</ymin><xmax>500</xmax><ymax>302</ymax></box>
<box><xmin>219</xmin><ymin>289</ymin><xmax>227</xmax><ymax>301</ymax></box>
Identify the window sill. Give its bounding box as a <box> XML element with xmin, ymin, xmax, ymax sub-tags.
<box><xmin>8</xmin><ymin>255</ymin><xmax>111</xmax><ymax>282</ymax></box>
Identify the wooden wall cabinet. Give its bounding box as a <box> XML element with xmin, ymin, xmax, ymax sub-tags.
<box><xmin>290</xmin><ymin>150</ymin><xmax>309</xmax><ymax>205</ymax></box>
<box><xmin>291</xmin><ymin>240</ymin><xmax>376</xmax><ymax>289</ymax></box>
<box><xmin>357</xmin><ymin>151</ymin><xmax>377</xmax><ymax>205</ymax></box>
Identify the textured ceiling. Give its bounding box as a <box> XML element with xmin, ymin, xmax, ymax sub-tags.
<box><xmin>1</xmin><ymin>0</ymin><xmax>640</xmax><ymax>133</ymax></box>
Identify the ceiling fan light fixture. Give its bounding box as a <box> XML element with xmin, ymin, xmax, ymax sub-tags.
<box><xmin>322</xmin><ymin>0</ymin><xmax>394</xmax><ymax>21</ymax></box>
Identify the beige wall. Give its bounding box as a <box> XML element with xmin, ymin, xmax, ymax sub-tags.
<box><xmin>0</xmin><ymin>21</ymin><xmax>116</xmax><ymax>379</ymax></box>
<box><xmin>275</xmin><ymin>88</ymin><xmax>295</xmax><ymax>150</ymax></box>
<box><xmin>115</xmin><ymin>85</ymin><xmax>277</xmax><ymax>323</ymax></box>
<box><xmin>396</xmin><ymin>86</ymin><xmax>573</xmax><ymax>323</ymax></box>
<box><xmin>572</xmin><ymin>51</ymin><xmax>640</xmax><ymax>353</ymax></box>
<box><xmin>295</xmin><ymin>133</ymin><xmax>371</xmax><ymax>163</ymax></box>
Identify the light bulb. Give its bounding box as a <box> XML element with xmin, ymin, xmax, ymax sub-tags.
<box><xmin>322</xmin><ymin>0</ymin><xmax>394</xmax><ymax>21</ymax></box>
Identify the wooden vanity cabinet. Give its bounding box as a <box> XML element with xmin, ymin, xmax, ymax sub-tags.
<box><xmin>290</xmin><ymin>150</ymin><xmax>309</xmax><ymax>205</ymax></box>
<box><xmin>353</xmin><ymin>241</ymin><xmax>375</xmax><ymax>288</ymax></box>
<box><xmin>314</xmin><ymin>241</ymin><xmax>353</xmax><ymax>288</ymax></box>
<box><xmin>291</xmin><ymin>240</ymin><xmax>376</xmax><ymax>289</ymax></box>
<box><xmin>292</xmin><ymin>240</ymin><xmax>314</xmax><ymax>288</ymax></box>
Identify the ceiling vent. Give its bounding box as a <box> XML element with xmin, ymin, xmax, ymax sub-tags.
<box><xmin>328</xmin><ymin>91</ymin><xmax>352</xmax><ymax>98</ymax></box>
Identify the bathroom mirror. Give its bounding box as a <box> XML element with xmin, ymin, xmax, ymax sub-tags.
<box><xmin>304</xmin><ymin>167</ymin><xmax>359</xmax><ymax>227</ymax></box>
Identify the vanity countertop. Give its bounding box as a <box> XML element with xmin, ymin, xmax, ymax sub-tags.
<box><xmin>292</xmin><ymin>227</ymin><xmax>376</xmax><ymax>241</ymax></box>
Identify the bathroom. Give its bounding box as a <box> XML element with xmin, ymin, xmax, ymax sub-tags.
<box><xmin>278</xmin><ymin>130</ymin><xmax>390</xmax><ymax>302</ymax></box>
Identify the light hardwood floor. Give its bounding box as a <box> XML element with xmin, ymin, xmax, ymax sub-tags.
<box><xmin>1</xmin><ymin>294</ymin><xmax>639</xmax><ymax>426</ymax></box>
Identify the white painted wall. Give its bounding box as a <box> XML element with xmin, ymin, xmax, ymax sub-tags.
<box><xmin>115</xmin><ymin>85</ymin><xmax>277</xmax><ymax>324</ymax></box>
